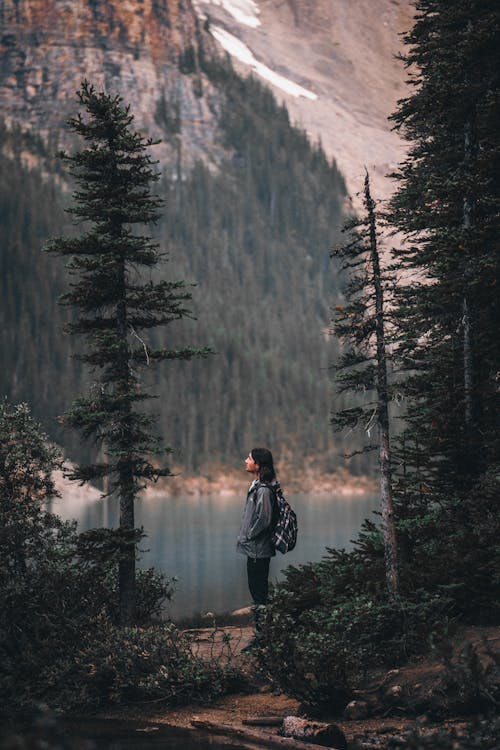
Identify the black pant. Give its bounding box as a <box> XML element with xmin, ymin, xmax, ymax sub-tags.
<box><xmin>246</xmin><ymin>557</ymin><xmax>271</xmax><ymax>605</ymax></box>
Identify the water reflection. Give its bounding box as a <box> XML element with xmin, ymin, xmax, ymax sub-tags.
<box><xmin>55</xmin><ymin>491</ymin><xmax>378</xmax><ymax>619</ymax></box>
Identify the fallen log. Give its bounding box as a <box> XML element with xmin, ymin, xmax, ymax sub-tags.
<box><xmin>282</xmin><ymin>716</ymin><xmax>347</xmax><ymax>750</ymax></box>
<box><xmin>191</xmin><ymin>719</ymin><xmax>344</xmax><ymax>749</ymax></box>
<box><xmin>242</xmin><ymin>717</ymin><xmax>286</xmax><ymax>726</ymax></box>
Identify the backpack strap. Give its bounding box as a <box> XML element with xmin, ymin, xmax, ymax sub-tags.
<box><xmin>258</xmin><ymin>481</ymin><xmax>280</xmax><ymax>528</ymax></box>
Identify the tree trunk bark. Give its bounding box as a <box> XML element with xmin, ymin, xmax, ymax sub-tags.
<box><xmin>117</xmin><ymin>249</ymin><xmax>136</xmax><ymax>626</ymax></box>
<box><xmin>281</xmin><ymin>716</ymin><xmax>347</xmax><ymax>749</ymax></box>
<box><xmin>191</xmin><ymin>720</ymin><xmax>345</xmax><ymax>750</ymax></box>
<box><xmin>119</xmin><ymin>470</ymin><xmax>136</xmax><ymax>626</ymax></box>
<box><xmin>365</xmin><ymin>171</ymin><xmax>400</xmax><ymax>600</ymax></box>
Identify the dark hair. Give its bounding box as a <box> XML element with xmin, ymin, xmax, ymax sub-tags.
<box><xmin>251</xmin><ymin>447</ymin><xmax>276</xmax><ymax>483</ymax></box>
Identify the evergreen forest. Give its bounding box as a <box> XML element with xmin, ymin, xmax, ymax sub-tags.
<box><xmin>0</xmin><ymin>65</ymin><xmax>349</xmax><ymax>473</ymax></box>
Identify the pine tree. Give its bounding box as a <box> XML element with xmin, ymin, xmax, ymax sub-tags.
<box><xmin>388</xmin><ymin>0</ymin><xmax>500</xmax><ymax>491</ymax></box>
<box><xmin>45</xmin><ymin>81</ymin><xmax>210</xmax><ymax>624</ymax></box>
<box><xmin>331</xmin><ymin>171</ymin><xmax>400</xmax><ymax>599</ymax></box>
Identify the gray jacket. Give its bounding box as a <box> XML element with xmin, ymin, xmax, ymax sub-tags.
<box><xmin>237</xmin><ymin>479</ymin><xmax>276</xmax><ymax>558</ymax></box>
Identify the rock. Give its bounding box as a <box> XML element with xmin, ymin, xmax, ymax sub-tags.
<box><xmin>386</xmin><ymin>684</ymin><xmax>403</xmax><ymax>699</ymax></box>
<box><xmin>387</xmin><ymin>669</ymin><xmax>400</xmax><ymax>677</ymax></box>
<box><xmin>344</xmin><ymin>700</ymin><xmax>370</xmax><ymax>720</ymax></box>
<box><xmin>231</xmin><ymin>606</ymin><xmax>252</xmax><ymax>617</ymax></box>
<box><xmin>258</xmin><ymin>684</ymin><xmax>273</xmax><ymax>694</ymax></box>
<box><xmin>416</xmin><ymin>714</ymin><xmax>430</xmax><ymax>724</ymax></box>
<box><xmin>0</xmin><ymin>0</ymin><xmax>222</xmax><ymax>173</ymax></box>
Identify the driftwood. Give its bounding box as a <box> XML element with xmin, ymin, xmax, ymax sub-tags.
<box><xmin>282</xmin><ymin>716</ymin><xmax>347</xmax><ymax>750</ymax></box>
<box><xmin>243</xmin><ymin>717</ymin><xmax>286</xmax><ymax>726</ymax></box>
<box><xmin>191</xmin><ymin>719</ymin><xmax>343</xmax><ymax>749</ymax></box>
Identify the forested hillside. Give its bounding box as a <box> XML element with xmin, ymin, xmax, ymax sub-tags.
<box><xmin>0</xmin><ymin>64</ymin><xmax>351</xmax><ymax>471</ymax></box>
<box><xmin>0</xmin><ymin>124</ymin><xmax>84</xmax><ymax>461</ymax></box>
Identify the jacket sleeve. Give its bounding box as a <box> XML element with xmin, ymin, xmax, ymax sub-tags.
<box><xmin>247</xmin><ymin>486</ymin><xmax>274</xmax><ymax>540</ymax></box>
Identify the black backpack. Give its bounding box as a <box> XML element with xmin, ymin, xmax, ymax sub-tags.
<box><xmin>269</xmin><ymin>484</ymin><xmax>298</xmax><ymax>554</ymax></box>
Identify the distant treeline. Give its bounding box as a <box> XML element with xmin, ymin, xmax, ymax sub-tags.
<box><xmin>0</xmin><ymin>68</ymin><xmax>367</xmax><ymax>473</ymax></box>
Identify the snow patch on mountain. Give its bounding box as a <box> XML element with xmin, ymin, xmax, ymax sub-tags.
<box><xmin>198</xmin><ymin>0</ymin><xmax>261</xmax><ymax>28</ymax></box>
<box><xmin>211</xmin><ymin>26</ymin><xmax>318</xmax><ymax>101</ymax></box>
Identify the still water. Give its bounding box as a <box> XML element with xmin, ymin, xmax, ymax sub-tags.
<box><xmin>56</xmin><ymin>489</ymin><xmax>378</xmax><ymax>619</ymax></box>
<box><xmin>63</xmin><ymin>720</ymin><xmax>245</xmax><ymax>750</ymax></box>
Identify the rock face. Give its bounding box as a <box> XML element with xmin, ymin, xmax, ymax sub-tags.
<box><xmin>195</xmin><ymin>0</ymin><xmax>415</xmax><ymax>205</ymax></box>
<box><xmin>0</xmin><ymin>0</ymin><xmax>222</xmax><ymax>169</ymax></box>
<box><xmin>1</xmin><ymin>0</ymin><xmax>414</xmax><ymax>201</ymax></box>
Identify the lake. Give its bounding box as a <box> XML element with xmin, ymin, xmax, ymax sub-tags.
<box><xmin>55</xmin><ymin>489</ymin><xmax>379</xmax><ymax>619</ymax></box>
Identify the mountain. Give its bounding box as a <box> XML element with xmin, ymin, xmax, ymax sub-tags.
<box><xmin>0</xmin><ymin>0</ymin><xmax>406</xmax><ymax>474</ymax></box>
<box><xmin>1</xmin><ymin>0</ymin><xmax>413</xmax><ymax>199</ymax></box>
<box><xmin>195</xmin><ymin>0</ymin><xmax>414</xmax><ymax>206</ymax></box>
<box><xmin>0</xmin><ymin>0</ymin><xmax>221</xmax><ymax>168</ymax></box>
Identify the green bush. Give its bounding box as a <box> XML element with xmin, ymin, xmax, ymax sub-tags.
<box><xmin>259</xmin><ymin>573</ymin><xmax>453</xmax><ymax>713</ymax></box>
<box><xmin>0</xmin><ymin>401</ymin><xmax>239</xmax><ymax>716</ymax></box>
<box><xmin>34</xmin><ymin>618</ymin><xmax>238</xmax><ymax>712</ymax></box>
<box><xmin>255</xmin><ymin>465</ymin><xmax>499</xmax><ymax>713</ymax></box>
<box><xmin>395</xmin><ymin>473</ymin><xmax>500</xmax><ymax>623</ymax></box>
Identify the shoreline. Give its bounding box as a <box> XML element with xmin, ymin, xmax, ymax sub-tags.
<box><xmin>54</xmin><ymin>465</ymin><xmax>377</xmax><ymax>501</ymax></box>
<box><xmin>146</xmin><ymin>466</ymin><xmax>377</xmax><ymax>498</ymax></box>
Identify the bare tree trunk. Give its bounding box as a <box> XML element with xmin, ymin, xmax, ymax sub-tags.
<box><xmin>117</xmin><ymin>251</ymin><xmax>136</xmax><ymax>626</ymax></box>
<box><xmin>281</xmin><ymin>717</ymin><xmax>347</xmax><ymax>749</ymax></box>
<box><xmin>191</xmin><ymin>720</ymin><xmax>345</xmax><ymax>750</ymax></box>
<box><xmin>365</xmin><ymin>171</ymin><xmax>400</xmax><ymax>599</ymax></box>
<box><xmin>461</xmin><ymin>26</ymin><xmax>476</xmax><ymax>442</ymax></box>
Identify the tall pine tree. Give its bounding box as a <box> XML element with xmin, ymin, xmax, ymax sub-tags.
<box><xmin>46</xmin><ymin>81</ymin><xmax>209</xmax><ymax>624</ymax></box>
<box><xmin>332</xmin><ymin>172</ymin><xmax>400</xmax><ymax>600</ymax></box>
<box><xmin>389</xmin><ymin>0</ymin><xmax>500</xmax><ymax>491</ymax></box>
<box><xmin>384</xmin><ymin>2</ymin><xmax>500</xmax><ymax>619</ymax></box>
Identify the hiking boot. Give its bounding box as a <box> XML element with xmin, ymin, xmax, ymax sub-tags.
<box><xmin>253</xmin><ymin>604</ymin><xmax>268</xmax><ymax>633</ymax></box>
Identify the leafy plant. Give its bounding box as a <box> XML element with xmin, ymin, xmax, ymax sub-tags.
<box><xmin>38</xmin><ymin>619</ymin><xmax>239</xmax><ymax>712</ymax></box>
<box><xmin>0</xmin><ymin>400</ymin><xmax>238</xmax><ymax>717</ymax></box>
<box><xmin>257</xmin><ymin>550</ymin><xmax>454</xmax><ymax>713</ymax></box>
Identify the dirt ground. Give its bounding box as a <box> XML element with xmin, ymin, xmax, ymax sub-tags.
<box><xmin>101</xmin><ymin>624</ymin><xmax>499</xmax><ymax>748</ymax></box>
<box><xmin>107</xmin><ymin>681</ymin><xmax>472</xmax><ymax>749</ymax></box>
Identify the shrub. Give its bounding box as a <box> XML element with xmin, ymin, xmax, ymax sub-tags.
<box><xmin>33</xmin><ymin>618</ymin><xmax>239</xmax><ymax>712</ymax></box>
<box><xmin>395</xmin><ymin>474</ymin><xmax>500</xmax><ymax>623</ymax></box>
<box><xmin>259</xmin><ymin>577</ymin><xmax>453</xmax><ymax>713</ymax></box>
<box><xmin>0</xmin><ymin>401</ymin><xmax>240</xmax><ymax>716</ymax></box>
<box><xmin>255</xmin><ymin>465</ymin><xmax>499</xmax><ymax>713</ymax></box>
